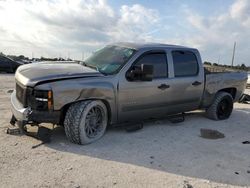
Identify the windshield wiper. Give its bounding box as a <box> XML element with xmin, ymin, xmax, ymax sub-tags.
<box><xmin>81</xmin><ymin>61</ymin><xmax>96</xmax><ymax>69</ymax></box>
<box><xmin>81</xmin><ymin>61</ymin><xmax>108</xmax><ymax>75</ymax></box>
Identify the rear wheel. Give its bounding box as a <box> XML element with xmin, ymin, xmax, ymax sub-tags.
<box><xmin>206</xmin><ymin>92</ymin><xmax>233</xmax><ymax>120</ymax></box>
<box><xmin>64</xmin><ymin>100</ymin><xmax>108</xmax><ymax>145</ymax></box>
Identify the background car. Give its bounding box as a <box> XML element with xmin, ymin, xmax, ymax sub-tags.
<box><xmin>247</xmin><ymin>73</ymin><xmax>250</xmax><ymax>88</ymax></box>
<box><xmin>0</xmin><ymin>55</ymin><xmax>23</xmax><ymax>73</ymax></box>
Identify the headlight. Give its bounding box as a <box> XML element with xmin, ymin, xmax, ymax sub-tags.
<box><xmin>30</xmin><ymin>90</ymin><xmax>53</xmax><ymax>111</ymax></box>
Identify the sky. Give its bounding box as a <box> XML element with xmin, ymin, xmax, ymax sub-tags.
<box><xmin>0</xmin><ymin>0</ymin><xmax>249</xmax><ymax>66</ymax></box>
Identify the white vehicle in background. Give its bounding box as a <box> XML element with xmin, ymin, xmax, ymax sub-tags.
<box><xmin>247</xmin><ymin>73</ymin><xmax>250</xmax><ymax>88</ymax></box>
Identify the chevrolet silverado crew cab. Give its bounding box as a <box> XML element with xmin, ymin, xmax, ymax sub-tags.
<box><xmin>10</xmin><ymin>43</ymin><xmax>248</xmax><ymax>144</ymax></box>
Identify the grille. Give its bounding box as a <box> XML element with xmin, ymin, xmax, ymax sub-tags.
<box><xmin>16</xmin><ymin>83</ymin><xmax>26</xmax><ymax>105</ymax></box>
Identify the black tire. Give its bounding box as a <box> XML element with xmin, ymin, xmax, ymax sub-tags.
<box><xmin>64</xmin><ymin>100</ymin><xmax>108</xmax><ymax>145</ymax></box>
<box><xmin>206</xmin><ymin>92</ymin><xmax>233</xmax><ymax>120</ymax></box>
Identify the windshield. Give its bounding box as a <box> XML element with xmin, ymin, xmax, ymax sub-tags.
<box><xmin>83</xmin><ymin>45</ymin><xmax>136</xmax><ymax>75</ymax></box>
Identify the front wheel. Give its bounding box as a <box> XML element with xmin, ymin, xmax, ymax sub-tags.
<box><xmin>206</xmin><ymin>92</ymin><xmax>233</xmax><ymax>120</ymax></box>
<box><xmin>64</xmin><ymin>100</ymin><xmax>108</xmax><ymax>145</ymax></box>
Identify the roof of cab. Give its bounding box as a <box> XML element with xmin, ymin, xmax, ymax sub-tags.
<box><xmin>112</xmin><ymin>42</ymin><xmax>196</xmax><ymax>51</ymax></box>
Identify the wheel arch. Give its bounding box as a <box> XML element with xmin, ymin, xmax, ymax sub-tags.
<box><xmin>217</xmin><ymin>87</ymin><xmax>237</xmax><ymax>99</ymax></box>
<box><xmin>59</xmin><ymin>98</ymin><xmax>112</xmax><ymax>126</ymax></box>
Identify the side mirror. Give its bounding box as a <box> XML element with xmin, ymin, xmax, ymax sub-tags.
<box><xmin>126</xmin><ymin>64</ymin><xmax>153</xmax><ymax>81</ymax></box>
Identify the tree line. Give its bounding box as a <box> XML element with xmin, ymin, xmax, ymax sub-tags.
<box><xmin>0</xmin><ymin>52</ymin><xmax>72</xmax><ymax>62</ymax></box>
<box><xmin>204</xmin><ymin>61</ymin><xmax>249</xmax><ymax>71</ymax></box>
<box><xmin>1</xmin><ymin>52</ymin><xmax>249</xmax><ymax>71</ymax></box>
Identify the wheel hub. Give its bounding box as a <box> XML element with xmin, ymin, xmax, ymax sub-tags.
<box><xmin>89</xmin><ymin>116</ymin><xmax>97</xmax><ymax>125</ymax></box>
<box><xmin>217</xmin><ymin>97</ymin><xmax>232</xmax><ymax>119</ymax></box>
<box><xmin>85</xmin><ymin>106</ymin><xmax>103</xmax><ymax>138</ymax></box>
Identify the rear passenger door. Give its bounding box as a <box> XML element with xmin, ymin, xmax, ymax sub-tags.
<box><xmin>168</xmin><ymin>50</ymin><xmax>204</xmax><ymax>112</ymax></box>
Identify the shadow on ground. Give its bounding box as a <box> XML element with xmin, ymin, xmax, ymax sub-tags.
<box><xmin>45</xmin><ymin>110</ymin><xmax>250</xmax><ymax>186</ymax></box>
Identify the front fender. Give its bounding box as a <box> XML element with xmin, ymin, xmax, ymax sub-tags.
<box><xmin>49</xmin><ymin>78</ymin><xmax>117</xmax><ymax>124</ymax></box>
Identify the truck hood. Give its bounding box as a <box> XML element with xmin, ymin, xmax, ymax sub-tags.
<box><xmin>15</xmin><ymin>62</ymin><xmax>103</xmax><ymax>87</ymax></box>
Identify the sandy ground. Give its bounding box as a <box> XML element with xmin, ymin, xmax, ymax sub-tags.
<box><xmin>0</xmin><ymin>73</ymin><xmax>250</xmax><ymax>188</ymax></box>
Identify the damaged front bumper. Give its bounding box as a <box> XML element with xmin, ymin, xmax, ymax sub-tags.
<box><xmin>10</xmin><ymin>90</ymin><xmax>61</xmax><ymax>125</ymax></box>
<box><xmin>11</xmin><ymin>90</ymin><xmax>31</xmax><ymax>122</ymax></box>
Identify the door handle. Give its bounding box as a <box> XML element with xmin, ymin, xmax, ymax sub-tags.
<box><xmin>192</xmin><ymin>81</ymin><xmax>202</xmax><ymax>86</ymax></box>
<box><xmin>158</xmin><ymin>84</ymin><xmax>170</xmax><ymax>90</ymax></box>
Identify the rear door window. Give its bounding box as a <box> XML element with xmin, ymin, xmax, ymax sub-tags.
<box><xmin>172</xmin><ymin>51</ymin><xmax>199</xmax><ymax>77</ymax></box>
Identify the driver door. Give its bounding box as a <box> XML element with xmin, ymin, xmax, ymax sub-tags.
<box><xmin>118</xmin><ymin>51</ymin><xmax>172</xmax><ymax>123</ymax></box>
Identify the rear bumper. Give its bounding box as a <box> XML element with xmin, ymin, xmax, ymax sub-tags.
<box><xmin>11</xmin><ymin>90</ymin><xmax>61</xmax><ymax>124</ymax></box>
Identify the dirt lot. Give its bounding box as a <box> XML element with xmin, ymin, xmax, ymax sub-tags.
<box><xmin>1</xmin><ymin>74</ymin><xmax>250</xmax><ymax>188</ymax></box>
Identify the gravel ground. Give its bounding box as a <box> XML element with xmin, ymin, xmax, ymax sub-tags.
<box><xmin>0</xmin><ymin>74</ymin><xmax>250</xmax><ymax>188</ymax></box>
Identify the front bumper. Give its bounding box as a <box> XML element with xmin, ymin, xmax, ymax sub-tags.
<box><xmin>11</xmin><ymin>90</ymin><xmax>31</xmax><ymax>121</ymax></box>
<box><xmin>11</xmin><ymin>90</ymin><xmax>61</xmax><ymax>124</ymax></box>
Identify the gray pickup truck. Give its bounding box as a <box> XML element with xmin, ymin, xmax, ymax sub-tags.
<box><xmin>10</xmin><ymin>43</ymin><xmax>247</xmax><ymax>144</ymax></box>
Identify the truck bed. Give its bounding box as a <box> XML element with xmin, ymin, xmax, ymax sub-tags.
<box><xmin>202</xmin><ymin>70</ymin><xmax>247</xmax><ymax>107</ymax></box>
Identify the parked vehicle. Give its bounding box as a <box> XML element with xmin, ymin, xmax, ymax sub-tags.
<box><xmin>0</xmin><ymin>55</ymin><xmax>23</xmax><ymax>73</ymax></box>
<box><xmin>247</xmin><ymin>73</ymin><xmax>250</xmax><ymax>88</ymax></box>
<box><xmin>10</xmin><ymin>43</ymin><xmax>248</xmax><ymax>144</ymax></box>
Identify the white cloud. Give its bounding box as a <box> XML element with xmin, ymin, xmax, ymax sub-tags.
<box><xmin>0</xmin><ymin>0</ymin><xmax>159</xmax><ymax>59</ymax></box>
<box><xmin>231</xmin><ymin>0</ymin><xmax>249</xmax><ymax>19</ymax></box>
<box><xmin>0</xmin><ymin>0</ymin><xmax>249</xmax><ymax>66</ymax></box>
<box><xmin>112</xmin><ymin>4</ymin><xmax>159</xmax><ymax>42</ymax></box>
<box><xmin>175</xmin><ymin>0</ymin><xmax>250</xmax><ymax>65</ymax></box>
